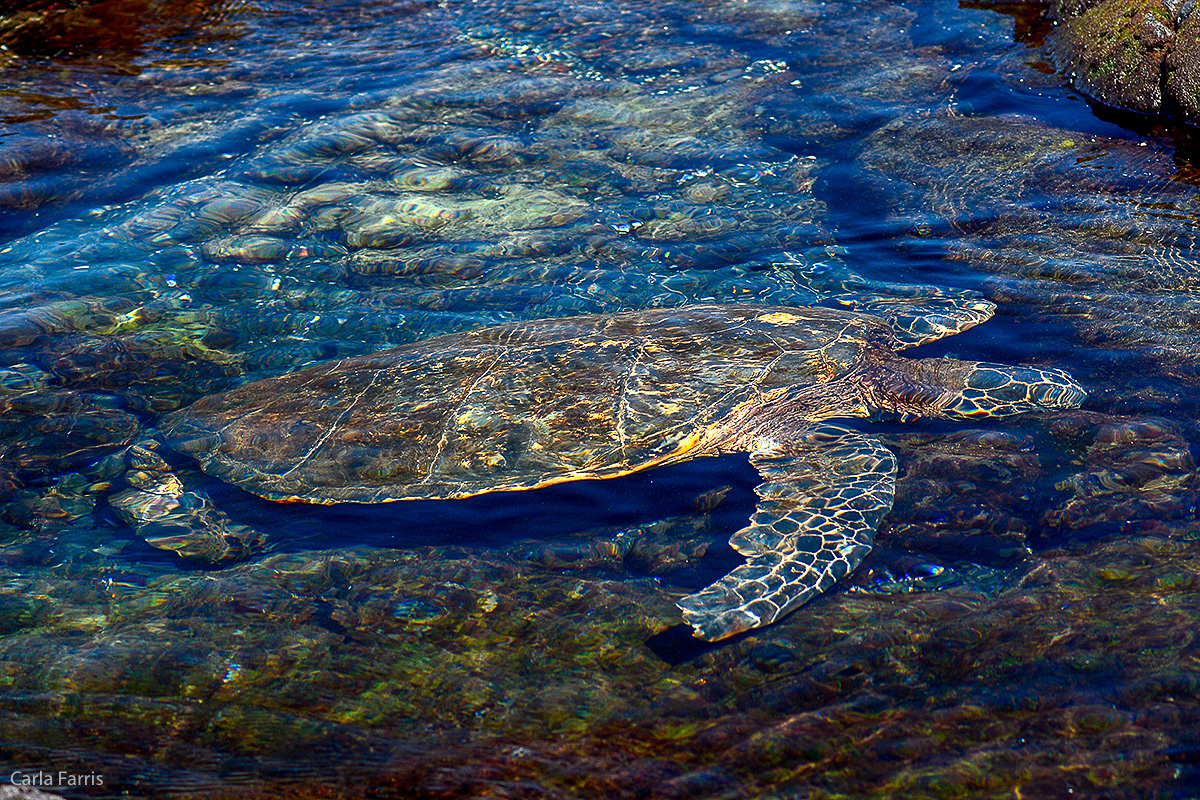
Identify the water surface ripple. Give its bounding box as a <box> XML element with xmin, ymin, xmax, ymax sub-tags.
<box><xmin>1</xmin><ymin>0</ymin><xmax>1200</xmax><ymax>796</ymax></box>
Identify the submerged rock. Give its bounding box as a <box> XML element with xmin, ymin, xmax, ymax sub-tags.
<box><xmin>1045</xmin><ymin>0</ymin><xmax>1200</xmax><ymax>124</ymax></box>
<box><xmin>856</xmin><ymin>111</ymin><xmax>1200</xmax><ymax>384</ymax></box>
<box><xmin>1046</xmin><ymin>414</ymin><xmax>1200</xmax><ymax>532</ymax></box>
<box><xmin>3</xmin><ymin>0</ymin><xmax>1198</xmax><ymax>794</ymax></box>
<box><xmin>0</xmin><ymin>506</ymin><xmax>1194</xmax><ymax>796</ymax></box>
<box><xmin>972</xmin><ymin>0</ymin><xmax>1200</xmax><ymax>125</ymax></box>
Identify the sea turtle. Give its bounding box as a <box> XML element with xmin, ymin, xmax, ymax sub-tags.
<box><xmin>127</xmin><ymin>301</ymin><xmax>1083</xmax><ymax>641</ymax></box>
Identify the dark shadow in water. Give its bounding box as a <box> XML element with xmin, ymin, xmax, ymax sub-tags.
<box><xmin>958</xmin><ymin>0</ymin><xmax>1054</xmax><ymax>45</ymax></box>
<box><xmin>187</xmin><ymin>451</ymin><xmax>765</xmax><ymax>557</ymax></box>
<box><xmin>646</xmin><ymin>624</ymin><xmax>739</xmax><ymax>665</ymax></box>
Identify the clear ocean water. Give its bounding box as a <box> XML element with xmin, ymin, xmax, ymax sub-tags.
<box><xmin>2</xmin><ymin>0</ymin><xmax>1199</xmax><ymax>796</ymax></box>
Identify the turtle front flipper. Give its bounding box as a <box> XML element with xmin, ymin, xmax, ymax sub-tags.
<box><xmin>677</xmin><ymin>426</ymin><xmax>897</xmax><ymax>641</ymax></box>
<box><xmin>109</xmin><ymin>443</ymin><xmax>266</xmax><ymax>562</ymax></box>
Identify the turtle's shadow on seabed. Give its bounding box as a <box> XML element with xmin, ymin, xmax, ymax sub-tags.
<box><xmin>116</xmin><ymin>448</ymin><xmax>765</xmax><ymax>566</ymax></box>
<box><xmin>109</xmin><ymin>448</ymin><xmax>765</xmax><ymax>665</ymax></box>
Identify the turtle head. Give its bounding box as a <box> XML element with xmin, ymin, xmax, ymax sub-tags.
<box><xmin>860</xmin><ymin>357</ymin><xmax>1085</xmax><ymax>420</ymax></box>
<box><xmin>941</xmin><ymin>362</ymin><xmax>1087</xmax><ymax>418</ymax></box>
<box><xmin>843</xmin><ymin>295</ymin><xmax>1085</xmax><ymax>417</ymax></box>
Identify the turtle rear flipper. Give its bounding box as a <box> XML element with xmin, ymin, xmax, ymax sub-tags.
<box><xmin>677</xmin><ymin>427</ymin><xmax>897</xmax><ymax>641</ymax></box>
<box><xmin>110</xmin><ymin>444</ymin><xmax>266</xmax><ymax>562</ymax></box>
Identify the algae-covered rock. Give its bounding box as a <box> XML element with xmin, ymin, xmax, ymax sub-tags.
<box><xmin>0</xmin><ymin>502</ymin><xmax>1195</xmax><ymax>797</ymax></box>
<box><xmin>1033</xmin><ymin>0</ymin><xmax>1200</xmax><ymax>124</ymax></box>
<box><xmin>1047</xmin><ymin>0</ymin><xmax>1169</xmax><ymax>115</ymax></box>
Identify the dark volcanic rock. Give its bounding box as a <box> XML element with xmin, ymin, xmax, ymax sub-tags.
<box><xmin>1041</xmin><ymin>0</ymin><xmax>1200</xmax><ymax>124</ymax></box>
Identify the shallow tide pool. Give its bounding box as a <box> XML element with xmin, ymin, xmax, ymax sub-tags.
<box><xmin>2</xmin><ymin>0</ymin><xmax>1200</xmax><ymax>796</ymax></box>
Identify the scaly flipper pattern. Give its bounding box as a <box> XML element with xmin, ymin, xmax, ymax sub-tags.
<box><xmin>677</xmin><ymin>426</ymin><xmax>897</xmax><ymax>641</ymax></box>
